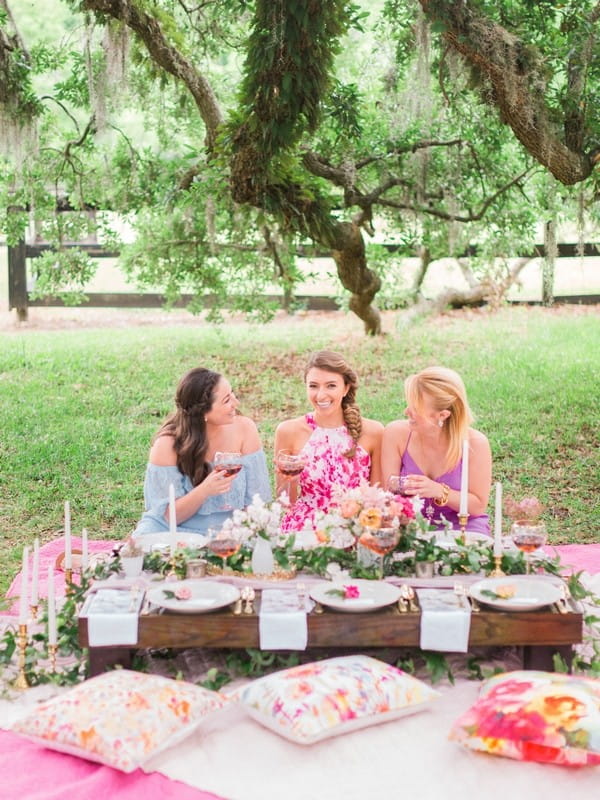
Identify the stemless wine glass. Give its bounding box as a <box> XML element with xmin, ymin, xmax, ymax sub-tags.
<box><xmin>358</xmin><ymin>527</ymin><xmax>400</xmax><ymax>579</ymax></box>
<box><xmin>214</xmin><ymin>451</ymin><xmax>243</xmax><ymax>510</ymax></box>
<box><xmin>387</xmin><ymin>475</ymin><xmax>410</xmax><ymax>497</ymax></box>
<box><xmin>276</xmin><ymin>449</ymin><xmax>307</xmax><ymax>500</ymax></box>
<box><xmin>511</xmin><ymin>521</ymin><xmax>547</xmax><ymax>574</ymax></box>
<box><xmin>206</xmin><ymin>531</ymin><xmax>241</xmax><ymax>574</ymax></box>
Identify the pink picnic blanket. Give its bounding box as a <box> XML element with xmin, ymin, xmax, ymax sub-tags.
<box><xmin>2</xmin><ymin>536</ymin><xmax>116</xmax><ymax>615</ymax></box>
<box><xmin>0</xmin><ymin>730</ymin><xmax>223</xmax><ymax>799</ymax></box>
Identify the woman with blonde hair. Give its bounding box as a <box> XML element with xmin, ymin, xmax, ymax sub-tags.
<box><xmin>381</xmin><ymin>366</ymin><xmax>491</xmax><ymax>533</ymax></box>
<box><xmin>275</xmin><ymin>350</ymin><xmax>383</xmax><ymax>532</ymax></box>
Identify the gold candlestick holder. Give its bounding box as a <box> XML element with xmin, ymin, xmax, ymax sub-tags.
<box><xmin>48</xmin><ymin>643</ymin><xmax>58</xmax><ymax>673</ymax></box>
<box><xmin>29</xmin><ymin>604</ymin><xmax>39</xmax><ymax>620</ymax></box>
<box><xmin>64</xmin><ymin>567</ymin><xmax>73</xmax><ymax>587</ymax></box>
<box><xmin>488</xmin><ymin>554</ymin><xmax>506</xmax><ymax>577</ymax></box>
<box><xmin>14</xmin><ymin>623</ymin><xmax>30</xmax><ymax>690</ymax></box>
<box><xmin>457</xmin><ymin>513</ymin><xmax>469</xmax><ymax>544</ymax></box>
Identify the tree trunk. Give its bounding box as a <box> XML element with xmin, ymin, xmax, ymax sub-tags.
<box><xmin>329</xmin><ymin>222</ymin><xmax>382</xmax><ymax>335</ymax></box>
<box><xmin>412</xmin><ymin>246</ymin><xmax>431</xmax><ymax>297</ymax></box>
<box><xmin>542</xmin><ymin>219</ymin><xmax>556</xmax><ymax>306</ymax></box>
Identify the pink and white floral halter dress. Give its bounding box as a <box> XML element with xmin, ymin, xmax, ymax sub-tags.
<box><xmin>280</xmin><ymin>413</ymin><xmax>371</xmax><ymax>532</ymax></box>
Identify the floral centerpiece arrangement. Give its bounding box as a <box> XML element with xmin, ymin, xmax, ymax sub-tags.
<box><xmin>503</xmin><ymin>495</ymin><xmax>545</xmax><ymax>524</ymax></box>
<box><xmin>312</xmin><ymin>482</ymin><xmax>420</xmax><ymax>548</ymax></box>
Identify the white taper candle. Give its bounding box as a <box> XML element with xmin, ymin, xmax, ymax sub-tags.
<box><xmin>47</xmin><ymin>566</ymin><xmax>57</xmax><ymax>646</ymax></box>
<box><xmin>18</xmin><ymin>546</ymin><xmax>29</xmax><ymax>625</ymax></box>
<box><xmin>459</xmin><ymin>439</ymin><xmax>469</xmax><ymax>517</ymax></box>
<box><xmin>169</xmin><ymin>483</ymin><xmax>177</xmax><ymax>555</ymax></box>
<box><xmin>493</xmin><ymin>482</ymin><xmax>503</xmax><ymax>557</ymax></box>
<box><xmin>31</xmin><ymin>537</ymin><xmax>40</xmax><ymax>607</ymax></box>
<box><xmin>64</xmin><ymin>501</ymin><xmax>72</xmax><ymax>569</ymax></box>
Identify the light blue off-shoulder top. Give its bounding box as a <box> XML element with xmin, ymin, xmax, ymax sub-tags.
<box><xmin>133</xmin><ymin>449</ymin><xmax>272</xmax><ymax>536</ymax></box>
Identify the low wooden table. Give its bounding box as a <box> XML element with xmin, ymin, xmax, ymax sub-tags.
<box><xmin>79</xmin><ymin>596</ymin><xmax>583</xmax><ymax>677</ymax></box>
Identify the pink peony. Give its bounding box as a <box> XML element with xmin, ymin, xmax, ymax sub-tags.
<box><xmin>340</xmin><ymin>499</ymin><xmax>361</xmax><ymax>519</ymax></box>
<box><xmin>174</xmin><ymin>586</ymin><xmax>192</xmax><ymax>601</ymax></box>
<box><xmin>344</xmin><ymin>585</ymin><xmax>360</xmax><ymax>599</ymax></box>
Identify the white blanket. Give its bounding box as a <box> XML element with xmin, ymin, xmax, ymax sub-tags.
<box><xmin>144</xmin><ymin>677</ymin><xmax>600</xmax><ymax>800</ymax></box>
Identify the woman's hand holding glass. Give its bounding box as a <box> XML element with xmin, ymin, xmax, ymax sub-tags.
<box><xmin>276</xmin><ymin>449</ymin><xmax>307</xmax><ymax>501</ymax></box>
<box><xmin>208</xmin><ymin>451</ymin><xmax>242</xmax><ymax>510</ymax></box>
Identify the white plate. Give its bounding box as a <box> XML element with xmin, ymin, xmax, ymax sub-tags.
<box><xmin>309</xmin><ymin>579</ymin><xmax>401</xmax><ymax>613</ymax></box>
<box><xmin>469</xmin><ymin>575</ymin><xmax>562</xmax><ymax>611</ymax></box>
<box><xmin>146</xmin><ymin>579</ymin><xmax>239</xmax><ymax>613</ymax></box>
<box><xmin>132</xmin><ymin>532</ymin><xmax>208</xmax><ymax>553</ymax></box>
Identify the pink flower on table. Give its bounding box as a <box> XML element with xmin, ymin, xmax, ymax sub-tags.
<box><xmin>344</xmin><ymin>585</ymin><xmax>360</xmax><ymax>599</ymax></box>
<box><xmin>340</xmin><ymin>499</ymin><xmax>361</xmax><ymax>519</ymax></box>
<box><xmin>388</xmin><ymin>497</ymin><xmax>416</xmax><ymax>521</ymax></box>
<box><xmin>174</xmin><ymin>586</ymin><xmax>192</xmax><ymax>601</ymax></box>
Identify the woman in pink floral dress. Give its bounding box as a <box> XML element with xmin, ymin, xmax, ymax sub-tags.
<box><xmin>275</xmin><ymin>351</ymin><xmax>383</xmax><ymax>532</ymax></box>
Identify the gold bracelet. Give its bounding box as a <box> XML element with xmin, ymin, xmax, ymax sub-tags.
<box><xmin>433</xmin><ymin>483</ymin><xmax>450</xmax><ymax>506</ymax></box>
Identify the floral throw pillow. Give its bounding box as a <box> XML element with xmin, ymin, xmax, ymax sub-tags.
<box><xmin>237</xmin><ymin>654</ymin><xmax>440</xmax><ymax>745</ymax></box>
<box><xmin>11</xmin><ymin>670</ymin><xmax>230</xmax><ymax>772</ymax></box>
<box><xmin>449</xmin><ymin>670</ymin><xmax>600</xmax><ymax>766</ymax></box>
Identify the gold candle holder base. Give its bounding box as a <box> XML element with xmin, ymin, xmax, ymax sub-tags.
<box><xmin>29</xmin><ymin>604</ymin><xmax>39</xmax><ymax>620</ymax></box>
<box><xmin>457</xmin><ymin>514</ymin><xmax>469</xmax><ymax>544</ymax></box>
<box><xmin>64</xmin><ymin>567</ymin><xmax>73</xmax><ymax>587</ymax></box>
<box><xmin>48</xmin><ymin>643</ymin><xmax>58</xmax><ymax>673</ymax></box>
<box><xmin>488</xmin><ymin>554</ymin><xmax>506</xmax><ymax>577</ymax></box>
<box><xmin>14</xmin><ymin>623</ymin><xmax>30</xmax><ymax>690</ymax></box>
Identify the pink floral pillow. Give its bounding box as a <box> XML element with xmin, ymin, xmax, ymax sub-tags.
<box><xmin>11</xmin><ymin>670</ymin><xmax>230</xmax><ymax>772</ymax></box>
<box><xmin>449</xmin><ymin>670</ymin><xmax>600</xmax><ymax>766</ymax></box>
<box><xmin>237</xmin><ymin>654</ymin><xmax>440</xmax><ymax>744</ymax></box>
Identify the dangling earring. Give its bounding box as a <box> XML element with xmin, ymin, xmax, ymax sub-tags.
<box><xmin>438</xmin><ymin>419</ymin><xmax>444</xmax><ymax>428</ymax></box>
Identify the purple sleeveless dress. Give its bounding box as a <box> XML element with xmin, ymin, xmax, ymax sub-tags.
<box><xmin>400</xmin><ymin>437</ymin><xmax>490</xmax><ymax>534</ymax></box>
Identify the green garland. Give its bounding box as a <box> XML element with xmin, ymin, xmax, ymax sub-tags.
<box><xmin>1</xmin><ymin>535</ymin><xmax>599</xmax><ymax>692</ymax></box>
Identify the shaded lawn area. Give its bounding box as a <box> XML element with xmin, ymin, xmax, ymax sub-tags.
<box><xmin>0</xmin><ymin>304</ymin><xmax>598</xmax><ymax>596</ymax></box>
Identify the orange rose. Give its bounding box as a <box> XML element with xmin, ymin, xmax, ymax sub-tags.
<box><xmin>315</xmin><ymin>528</ymin><xmax>330</xmax><ymax>543</ymax></box>
<box><xmin>358</xmin><ymin>508</ymin><xmax>382</xmax><ymax>530</ymax></box>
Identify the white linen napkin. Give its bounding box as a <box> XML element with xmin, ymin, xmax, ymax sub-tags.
<box><xmin>85</xmin><ymin>588</ymin><xmax>141</xmax><ymax>646</ymax></box>
<box><xmin>259</xmin><ymin>588</ymin><xmax>308</xmax><ymax>650</ymax></box>
<box><xmin>417</xmin><ymin>588</ymin><xmax>471</xmax><ymax>653</ymax></box>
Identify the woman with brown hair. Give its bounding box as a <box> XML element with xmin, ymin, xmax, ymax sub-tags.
<box><xmin>275</xmin><ymin>350</ymin><xmax>383</xmax><ymax>532</ymax></box>
<box><xmin>381</xmin><ymin>366</ymin><xmax>491</xmax><ymax>533</ymax></box>
<box><xmin>134</xmin><ymin>367</ymin><xmax>271</xmax><ymax>536</ymax></box>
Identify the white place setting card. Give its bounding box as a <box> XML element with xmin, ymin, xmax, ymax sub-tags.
<box><xmin>258</xmin><ymin>588</ymin><xmax>309</xmax><ymax>651</ymax></box>
<box><xmin>416</xmin><ymin>588</ymin><xmax>472</xmax><ymax>653</ymax></box>
<box><xmin>81</xmin><ymin>587</ymin><xmax>144</xmax><ymax>646</ymax></box>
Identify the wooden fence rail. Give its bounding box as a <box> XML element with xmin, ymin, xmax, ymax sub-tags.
<box><xmin>6</xmin><ymin>239</ymin><xmax>600</xmax><ymax>321</ymax></box>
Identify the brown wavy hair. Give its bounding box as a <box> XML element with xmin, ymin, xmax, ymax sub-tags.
<box><xmin>304</xmin><ymin>350</ymin><xmax>362</xmax><ymax>458</ymax></box>
<box><xmin>157</xmin><ymin>367</ymin><xmax>222</xmax><ymax>485</ymax></box>
<box><xmin>404</xmin><ymin>366</ymin><xmax>473</xmax><ymax>471</ymax></box>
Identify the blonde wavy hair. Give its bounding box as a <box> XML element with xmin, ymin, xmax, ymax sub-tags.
<box><xmin>304</xmin><ymin>350</ymin><xmax>362</xmax><ymax>459</ymax></box>
<box><xmin>404</xmin><ymin>366</ymin><xmax>473</xmax><ymax>471</ymax></box>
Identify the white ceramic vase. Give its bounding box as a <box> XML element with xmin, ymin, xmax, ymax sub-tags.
<box><xmin>120</xmin><ymin>554</ymin><xmax>144</xmax><ymax>578</ymax></box>
<box><xmin>251</xmin><ymin>536</ymin><xmax>274</xmax><ymax>575</ymax></box>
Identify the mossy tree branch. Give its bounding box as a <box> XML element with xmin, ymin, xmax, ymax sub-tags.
<box><xmin>418</xmin><ymin>0</ymin><xmax>599</xmax><ymax>185</ymax></box>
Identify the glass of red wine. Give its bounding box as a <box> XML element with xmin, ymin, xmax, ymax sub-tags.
<box><xmin>511</xmin><ymin>521</ymin><xmax>547</xmax><ymax>574</ymax></box>
<box><xmin>214</xmin><ymin>451</ymin><xmax>243</xmax><ymax>510</ymax></box>
<box><xmin>358</xmin><ymin>527</ymin><xmax>400</xmax><ymax>579</ymax></box>
<box><xmin>206</xmin><ymin>531</ymin><xmax>241</xmax><ymax>573</ymax></box>
<box><xmin>276</xmin><ymin>449</ymin><xmax>307</xmax><ymax>501</ymax></box>
<box><xmin>387</xmin><ymin>475</ymin><xmax>410</xmax><ymax>497</ymax></box>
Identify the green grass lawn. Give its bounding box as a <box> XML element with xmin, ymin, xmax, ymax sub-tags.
<box><xmin>1</xmin><ymin>305</ymin><xmax>598</xmax><ymax>596</ymax></box>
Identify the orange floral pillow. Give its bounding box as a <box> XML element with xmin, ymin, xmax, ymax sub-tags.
<box><xmin>11</xmin><ymin>670</ymin><xmax>230</xmax><ymax>772</ymax></box>
<box><xmin>449</xmin><ymin>670</ymin><xmax>600</xmax><ymax>766</ymax></box>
